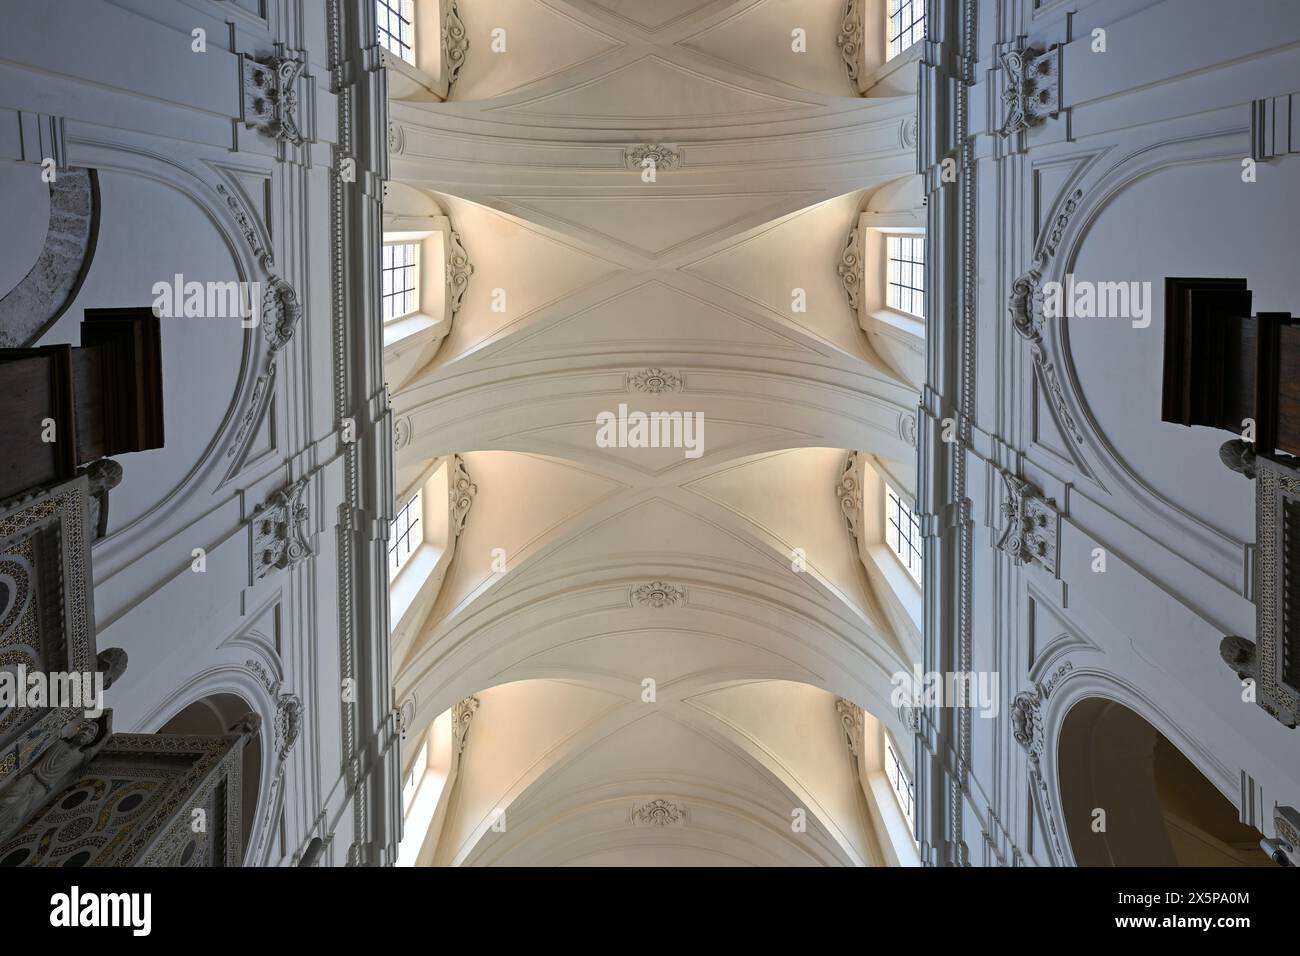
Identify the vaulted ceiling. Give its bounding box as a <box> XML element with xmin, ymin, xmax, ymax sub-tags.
<box><xmin>385</xmin><ymin>0</ymin><xmax>921</xmax><ymax>865</ymax></box>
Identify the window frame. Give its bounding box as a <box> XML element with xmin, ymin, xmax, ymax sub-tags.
<box><xmin>376</xmin><ymin>0</ymin><xmax>417</xmax><ymax>65</ymax></box>
<box><xmin>884</xmin><ymin>731</ymin><xmax>916</xmax><ymax>832</ymax></box>
<box><xmin>884</xmin><ymin>482</ymin><xmax>923</xmax><ymax>585</ymax></box>
<box><xmin>388</xmin><ymin>489</ymin><xmax>423</xmax><ymax>579</ymax></box>
<box><xmin>382</xmin><ymin>240</ymin><xmax>421</xmax><ymax>324</ymax></box>
<box><xmin>886</xmin><ymin>0</ymin><xmax>925</xmax><ymax>61</ymax></box>
<box><xmin>884</xmin><ymin>233</ymin><xmax>925</xmax><ymax>319</ymax></box>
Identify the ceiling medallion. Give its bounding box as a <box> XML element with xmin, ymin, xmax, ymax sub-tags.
<box><xmin>631</xmin><ymin>799</ymin><xmax>687</xmax><ymax>827</ymax></box>
<box><xmin>628</xmin><ymin>368</ymin><xmax>683</xmax><ymax>394</ymax></box>
<box><xmin>631</xmin><ymin>581</ymin><xmax>686</xmax><ymax>608</ymax></box>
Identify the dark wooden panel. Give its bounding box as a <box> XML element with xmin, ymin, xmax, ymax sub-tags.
<box><xmin>0</xmin><ymin>348</ymin><xmax>77</xmax><ymax>502</ymax></box>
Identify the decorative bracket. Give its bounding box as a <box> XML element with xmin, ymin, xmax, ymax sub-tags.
<box><xmin>452</xmin><ymin>696</ymin><xmax>479</xmax><ymax>755</ymax></box>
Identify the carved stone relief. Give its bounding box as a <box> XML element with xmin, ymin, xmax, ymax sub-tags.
<box><xmin>442</xmin><ymin>0</ymin><xmax>469</xmax><ymax>89</ymax></box>
<box><xmin>446</xmin><ymin>230</ymin><xmax>474</xmax><ymax>319</ymax></box>
<box><xmin>627</xmin><ymin>368</ymin><xmax>683</xmax><ymax>394</ymax></box>
<box><xmin>835</xmin><ymin>697</ymin><xmax>864</xmax><ymax>759</ymax></box>
<box><xmin>838</xmin><ymin>223</ymin><xmax>862</xmax><ymax>314</ymax></box>
<box><xmin>452</xmin><ymin>696</ymin><xmax>479</xmax><ymax>755</ymax></box>
<box><xmin>624</xmin><ymin>144</ymin><xmax>681</xmax><ymax>171</ymax></box>
<box><xmin>241</xmin><ymin>53</ymin><xmax>306</xmax><ymax>145</ymax></box>
<box><xmin>1011</xmin><ymin>662</ymin><xmax>1073</xmax><ymax>863</ymax></box>
<box><xmin>448</xmin><ymin>454</ymin><xmax>477</xmax><ymax>541</ymax></box>
<box><xmin>995</xmin><ymin>471</ymin><xmax>1059</xmax><ymax>575</ymax></box>
<box><xmin>631</xmin><ymin>582</ymin><xmax>686</xmax><ymax>608</ymax></box>
<box><xmin>998</xmin><ymin>45</ymin><xmax>1061</xmax><ymax>138</ymax></box>
<box><xmin>252</xmin><ymin>476</ymin><xmax>312</xmax><ymax>580</ymax></box>
<box><xmin>836</xmin><ymin>451</ymin><xmax>863</xmax><ymax>544</ymax></box>
<box><xmin>630</xmin><ymin>798</ymin><xmax>686</xmax><ymax>827</ymax></box>
<box><xmin>1008</xmin><ymin>188</ymin><xmax>1086</xmax><ymax>445</ymax></box>
<box><xmin>836</xmin><ymin>0</ymin><xmax>864</xmax><ymax>86</ymax></box>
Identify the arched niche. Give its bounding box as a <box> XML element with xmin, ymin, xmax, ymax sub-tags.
<box><xmin>1057</xmin><ymin>698</ymin><xmax>1270</xmax><ymax>866</ymax></box>
<box><xmin>156</xmin><ymin>692</ymin><xmax>262</xmax><ymax>860</ymax></box>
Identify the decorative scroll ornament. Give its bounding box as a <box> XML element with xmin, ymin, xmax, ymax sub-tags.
<box><xmin>452</xmin><ymin>696</ymin><xmax>479</xmax><ymax>755</ymax></box>
<box><xmin>628</xmin><ymin>368</ymin><xmax>683</xmax><ymax>394</ymax></box>
<box><xmin>442</xmin><ymin>0</ymin><xmax>469</xmax><ymax>89</ymax></box>
<box><xmin>900</xmin><ymin>413</ymin><xmax>918</xmax><ymax>447</ymax></box>
<box><xmin>252</xmin><ymin>476</ymin><xmax>313</xmax><ymax>579</ymax></box>
<box><xmin>998</xmin><ymin>45</ymin><xmax>1060</xmax><ymax>138</ymax></box>
<box><xmin>214</xmin><ymin>183</ymin><xmax>304</xmax><ymax>463</ymax></box>
<box><xmin>396</xmin><ymin>698</ymin><xmax>417</xmax><ymax>739</ymax></box>
<box><xmin>393</xmin><ymin>416</ymin><xmax>413</xmax><ymax>450</ymax></box>
<box><xmin>241</xmin><ymin>53</ymin><xmax>305</xmax><ymax>145</ymax></box>
<box><xmin>631</xmin><ymin>581</ymin><xmax>686</xmax><ymax>608</ymax></box>
<box><xmin>995</xmin><ymin>472</ymin><xmax>1059</xmax><ymax>575</ymax></box>
<box><xmin>837</xmin><ymin>223</ymin><xmax>862</xmax><ymax>313</ymax></box>
<box><xmin>624</xmin><ymin>144</ymin><xmax>681</xmax><ymax>171</ymax></box>
<box><xmin>448</xmin><ymin>454</ymin><xmax>477</xmax><ymax>540</ymax></box>
<box><xmin>835</xmin><ymin>698</ymin><xmax>864</xmax><ymax>759</ymax></box>
<box><xmin>836</xmin><ymin>452</ymin><xmax>862</xmax><ymax>543</ymax></box>
<box><xmin>275</xmin><ymin>694</ymin><xmax>302</xmax><ymax>759</ymax></box>
<box><xmin>1011</xmin><ymin>662</ymin><xmax>1073</xmax><ymax>862</ymax></box>
<box><xmin>836</xmin><ymin>0</ymin><xmax>864</xmax><ymax>85</ymax></box>
<box><xmin>1008</xmin><ymin>188</ymin><xmax>1085</xmax><ymax>445</ymax></box>
<box><xmin>631</xmin><ymin>799</ymin><xmax>686</xmax><ymax>827</ymax></box>
<box><xmin>446</xmin><ymin>230</ymin><xmax>474</xmax><ymax>318</ymax></box>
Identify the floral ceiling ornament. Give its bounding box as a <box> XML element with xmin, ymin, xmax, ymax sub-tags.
<box><xmin>630</xmin><ymin>799</ymin><xmax>687</xmax><ymax>827</ymax></box>
<box><xmin>628</xmin><ymin>368</ymin><xmax>683</xmax><ymax>394</ymax></box>
<box><xmin>624</xmin><ymin>144</ymin><xmax>681</xmax><ymax>171</ymax></box>
<box><xmin>631</xmin><ymin>581</ymin><xmax>686</xmax><ymax>608</ymax></box>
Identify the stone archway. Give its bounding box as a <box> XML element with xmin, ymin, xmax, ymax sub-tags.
<box><xmin>1057</xmin><ymin>697</ymin><xmax>1270</xmax><ymax>866</ymax></box>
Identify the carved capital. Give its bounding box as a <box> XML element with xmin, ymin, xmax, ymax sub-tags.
<box><xmin>241</xmin><ymin>53</ymin><xmax>305</xmax><ymax>145</ymax></box>
<box><xmin>252</xmin><ymin>477</ymin><xmax>312</xmax><ymax>579</ymax></box>
<box><xmin>998</xmin><ymin>45</ymin><xmax>1060</xmax><ymax>138</ymax></box>
<box><xmin>995</xmin><ymin>472</ymin><xmax>1059</xmax><ymax>574</ymax></box>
